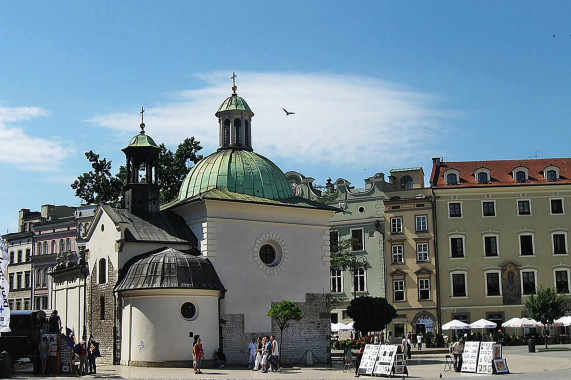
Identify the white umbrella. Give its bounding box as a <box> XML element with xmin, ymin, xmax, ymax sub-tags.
<box><xmin>442</xmin><ymin>319</ymin><xmax>471</xmax><ymax>330</ymax></box>
<box><xmin>470</xmin><ymin>318</ymin><xmax>497</xmax><ymax>329</ymax></box>
<box><xmin>554</xmin><ymin>316</ymin><xmax>571</xmax><ymax>326</ymax></box>
<box><xmin>339</xmin><ymin>322</ymin><xmax>354</xmax><ymax>331</ymax></box>
<box><xmin>331</xmin><ymin>322</ymin><xmax>343</xmax><ymax>332</ymax></box>
<box><xmin>502</xmin><ymin>318</ymin><xmax>523</xmax><ymax>328</ymax></box>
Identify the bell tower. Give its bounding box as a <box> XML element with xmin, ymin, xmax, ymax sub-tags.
<box><xmin>122</xmin><ymin>107</ymin><xmax>161</xmax><ymax>219</ymax></box>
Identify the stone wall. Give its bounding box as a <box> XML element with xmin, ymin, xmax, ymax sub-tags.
<box><xmin>221</xmin><ymin>293</ymin><xmax>331</xmax><ymax>366</ymax></box>
<box><xmin>87</xmin><ymin>258</ymin><xmax>117</xmax><ymax>365</ymax></box>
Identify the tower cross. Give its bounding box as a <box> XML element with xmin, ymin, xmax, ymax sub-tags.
<box><xmin>231</xmin><ymin>72</ymin><xmax>237</xmax><ymax>86</ymax></box>
<box><xmin>140</xmin><ymin>107</ymin><xmax>145</xmax><ymax>124</ymax></box>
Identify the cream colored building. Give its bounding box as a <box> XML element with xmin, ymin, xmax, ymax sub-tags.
<box><xmin>430</xmin><ymin>157</ymin><xmax>571</xmax><ymax>330</ymax></box>
<box><xmin>384</xmin><ymin>168</ymin><xmax>438</xmax><ymax>339</ymax></box>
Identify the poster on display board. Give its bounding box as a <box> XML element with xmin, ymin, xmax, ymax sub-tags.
<box><xmin>477</xmin><ymin>342</ymin><xmax>496</xmax><ymax>374</ymax></box>
<box><xmin>357</xmin><ymin>344</ymin><xmax>381</xmax><ymax>375</ymax></box>
<box><xmin>373</xmin><ymin>344</ymin><xmax>398</xmax><ymax>376</ymax></box>
<box><xmin>0</xmin><ymin>239</ymin><xmax>11</xmax><ymax>333</ymax></box>
<box><xmin>460</xmin><ymin>341</ymin><xmax>480</xmax><ymax>373</ymax></box>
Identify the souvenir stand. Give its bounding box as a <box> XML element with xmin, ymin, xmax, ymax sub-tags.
<box><xmin>356</xmin><ymin>344</ymin><xmax>407</xmax><ymax>377</ymax></box>
<box><xmin>461</xmin><ymin>341</ymin><xmax>507</xmax><ymax>375</ymax></box>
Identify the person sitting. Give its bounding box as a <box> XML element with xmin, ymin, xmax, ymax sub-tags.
<box><xmin>213</xmin><ymin>347</ymin><xmax>226</xmax><ymax>368</ymax></box>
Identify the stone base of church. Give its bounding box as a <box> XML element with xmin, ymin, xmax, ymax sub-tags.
<box><xmin>221</xmin><ymin>293</ymin><xmax>331</xmax><ymax>366</ymax></box>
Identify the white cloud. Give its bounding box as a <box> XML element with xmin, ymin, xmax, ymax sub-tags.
<box><xmin>0</xmin><ymin>106</ymin><xmax>70</xmax><ymax>170</ymax></box>
<box><xmin>87</xmin><ymin>71</ymin><xmax>456</xmax><ymax>170</ymax></box>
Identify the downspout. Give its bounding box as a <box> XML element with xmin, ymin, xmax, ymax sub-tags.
<box><xmin>431</xmin><ymin>188</ymin><xmax>442</xmax><ymax>334</ymax></box>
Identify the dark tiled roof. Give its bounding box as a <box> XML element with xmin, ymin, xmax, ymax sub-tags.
<box><xmin>430</xmin><ymin>158</ymin><xmax>571</xmax><ymax>188</ymax></box>
<box><xmin>114</xmin><ymin>247</ymin><xmax>225</xmax><ymax>292</ymax></box>
<box><xmin>102</xmin><ymin>205</ymin><xmax>197</xmax><ymax>245</ymax></box>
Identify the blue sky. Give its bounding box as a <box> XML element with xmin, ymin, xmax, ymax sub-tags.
<box><xmin>1</xmin><ymin>1</ymin><xmax>570</xmax><ymax>233</ymax></box>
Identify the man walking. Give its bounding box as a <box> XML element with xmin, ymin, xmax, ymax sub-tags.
<box><xmin>270</xmin><ymin>335</ymin><xmax>279</xmax><ymax>372</ymax></box>
<box><xmin>77</xmin><ymin>335</ymin><xmax>89</xmax><ymax>376</ymax></box>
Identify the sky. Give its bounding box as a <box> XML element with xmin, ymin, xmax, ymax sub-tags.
<box><xmin>1</xmin><ymin>1</ymin><xmax>570</xmax><ymax>233</ymax></box>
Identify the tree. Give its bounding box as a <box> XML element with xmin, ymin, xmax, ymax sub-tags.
<box><xmin>330</xmin><ymin>238</ymin><xmax>367</xmax><ymax>299</ymax></box>
<box><xmin>346</xmin><ymin>296</ymin><xmax>397</xmax><ymax>337</ymax></box>
<box><xmin>71</xmin><ymin>151</ymin><xmax>124</xmax><ymax>207</ymax></box>
<box><xmin>267</xmin><ymin>300</ymin><xmax>302</xmax><ymax>365</ymax></box>
<box><xmin>525</xmin><ymin>286</ymin><xmax>565</xmax><ymax>348</ymax></box>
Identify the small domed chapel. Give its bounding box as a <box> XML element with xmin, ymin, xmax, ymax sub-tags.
<box><xmin>80</xmin><ymin>81</ymin><xmax>337</xmax><ymax>366</ymax></box>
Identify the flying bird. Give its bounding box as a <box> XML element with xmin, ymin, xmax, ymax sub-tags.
<box><xmin>283</xmin><ymin>108</ymin><xmax>295</xmax><ymax>115</ymax></box>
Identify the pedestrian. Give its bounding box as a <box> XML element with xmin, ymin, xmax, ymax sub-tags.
<box><xmin>192</xmin><ymin>336</ymin><xmax>204</xmax><ymax>374</ymax></box>
<box><xmin>452</xmin><ymin>338</ymin><xmax>464</xmax><ymax>372</ymax></box>
<box><xmin>39</xmin><ymin>336</ymin><xmax>49</xmax><ymax>375</ymax></box>
<box><xmin>48</xmin><ymin>336</ymin><xmax>58</xmax><ymax>375</ymax></box>
<box><xmin>261</xmin><ymin>336</ymin><xmax>272</xmax><ymax>373</ymax></box>
<box><xmin>270</xmin><ymin>335</ymin><xmax>279</xmax><ymax>372</ymax></box>
<box><xmin>412</xmin><ymin>331</ymin><xmax>417</xmax><ymax>348</ymax></box>
<box><xmin>77</xmin><ymin>335</ymin><xmax>88</xmax><ymax>376</ymax></box>
<box><xmin>253</xmin><ymin>337</ymin><xmax>263</xmax><ymax>371</ymax></box>
<box><xmin>49</xmin><ymin>310</ymin><xmax>62</xmax><ymax>333</ymax></box>
<box><xmin>213</xmin><ymin>347</ymin><xmax>226</xmax><ymax>368</ymax></box>
<box><xmin>88</xmin><ymin>335</ymin><xmax>100</xmax><ymax>374</ymax></box>
<box><xmin>248</xmin><ymin>338</ymin><xmax>257</xmax><ymax>369</ymax></box>
<box><xmin>417</xmin><ymin>332</ymin><xmax>423</xmax><ymax>350</ymax></box>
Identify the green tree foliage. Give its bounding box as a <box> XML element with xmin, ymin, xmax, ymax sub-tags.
<box><xmin>267</xmin><ymin>300</ymin><xmax>302</xmax><ymax>363</ymax></box>
<box><xmin>329</xmin><ymin>238</ymin><xmax>362</xmax><ymax>270</ymax></box>
<box><xmin>525</xmin><ymin>286</ymin><xmax>565</xmax><ymax>348</ymax></box>
<box><xmin>346</xmin><ymin>296</ymin><xmax>397</xmax><ymax>337</ymax></box>
<box><xmin>71</xmin><ymin>151</ymin><xmax>124</xmax><ymax>207</ymax></box>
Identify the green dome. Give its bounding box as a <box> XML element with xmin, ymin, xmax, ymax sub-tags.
<box><xmin>178</xmin><ymin>149</ymin><xmax>294</xmax><ymax>201</ymax></box>
<box><xmin>124</xmin><ymin>130</ymin><xmax>159</xmax><ymax>149</ymax></box>
<box><xmin>215</xmin><ymin>94</ymin><xmax>253</xmax><ymax>116</ymax></box>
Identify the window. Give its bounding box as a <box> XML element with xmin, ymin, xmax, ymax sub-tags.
<box><xmin>518</xmin><ymin>200</ymin><xmax>531</xmax><ymax>215</ymax></box>
<box><xmin>259</xmin><ymin>244</ymin><xmax>276</xmax><ymax>265</ymax></box>
<box><xmin>519</xmin><ymin>234</ymin><xmax>534</xmax><ymax>255</ymax></box>
<box><xmin>522</xmin><ymin>271</ymin><xmax>536</xmax><ymax>295</ymax></box>
<box><xmin>98</xmin><ymin>258</ymin><xmax>107</xmax><ymax>284</ymax></box>
<box><xmin>100</xmin><ymin>296</ymin><xmax>106</xmax><ymax>320</ymax></box>
<box><xmin>485</xmin><ymin>272</ymin><xmax>501</xmax><ymax>296</ymax></box>
<box><xmin>391</xmin><ymin>218</ymin><xmax>403</xmax><ymax>234</ymax></box>
<box><xmin>330</xmin><ymin>230</ymin><xmax>339</xmax><ymax>253</ymax></box>
<box><xmin>17</xmin><ymin>273</ymin><xmax>22</xmax><ymax>289</ymax></box>
<box><xmin>37</xmin><ymin>242</ymin><xmax>42</xmax><ymax>255</ymax></box>
<box><xmin>418</xmin><ymin>278</ymin><xmax>430</xmax><ymax>300</ymax></box>
<box><xmin>9</xmin><ymin>251</ymin><xmax>14</xmax><ymax>264</ymax></box>
<box><xmin>446</xmin><ymin>173</ymin><xmax>458</xmax><ymax>186</ymax></box>
<box><xmin>451</xmin><ymin>272</ymin><xmax>467</xmax><ymax>297</ymax></box>
<box><xmin>66</xmin><ymin>238</ymin><xmax>71</xmax><ymax>251</ymax></box>
<box><xmin>400</xmin><ymin>175</ymin><xmax>413</xmax><ymax>189</ymax></box>
<box><xmin>43</xmin><ymin>241</ymin><xmax>48</xmax><ymax>254</ymax></box>
<box><xmin>16</xmin><ymin>300</ymin><xmax>21</xmax><ymax>310</ymax></box>
<box><xmin>59</xmin><ymin>239</ymin><xmax>64</xmax><ymax>253</ymax></box>
<box><xmin>515</xmin><ymin>170</ymin><xmax>526</xmax><ymax>183</ymax></box>
<box><xmin>417</xmin><ymin>243</ymin><xmax>429</xmax><ymax>262</ymax></box>
<box><xmin>24</xmin><ymin>271</ymin><xmax>30</xmax><ymax>288</ymax></box>
<box><xmin>25</xmin><ymin>249</ymin><xmax>31</xmax><ymax>261</ymax></box>
<box><xmin>245</xmin><ymin>120</ymin><xmax>250</xmax><ymax>146</ymax></box>
<box><xmin>449</xmin><ymin>202</ymin><xmax>462</xmax><ymax>218</ymax></box>
<box><xmin>555</xmin><ymin>270</ymin><xmax>570</xmax><ymax>293</ymax></box>
<box><xmin>450</xmin><ymin>237</ymin><xmax>465</xmax><ymax>258</ymax></box>
<box><xmin>180</xmin><ymin>301</ymin><xmax>197</xmax><ymax>320</ymax></box>
<box><xmin>331</xmin><ymin>269</ymin><xmax>343</xmax><ymax>293</ymax></box>
<box><xmin>484</xmin><ymin>236</ymin><xmax>498</xmax><ymax>257</ymax></box>
<box><xmin>393</xmin><ymin>280</ymin><xmax>405</xmax><ymax>301</ymax></box>
<box><xmin>36</xmin><ymin>269</ymin><xmax>42</xmax><ymax>288</ymax></box>
<box><xmin>51</xmin><ymin>240</ymin><xmax>56</xmax><ymax>254</ymax></box>
<box><xmin>551</xmin><ymin>199</ymin><xmax>564</xmax><ymax>214</ymax></box>
<box><xmin>415</xmin><ymin>215</ymin><xmax>428</xmax><ymax>232</ymax></box>
<box><xmin>353</xmin><ymin>267</ymin><xmax>367</xmax><ymax>293</ymax></box>
<box><xmin>9</xmin><ymin>274</ymin><xmax>14</xmax><ymax>289</ymax></box>
<box><xmin>17</xmin><ymin>250</ymin><xmax>22</xmax><ymax>263</ymax></box>
<box><xmin>477</xmin><ymin>172</ymin><xmax>489</xmax><ymax>184</ymax></box>
<box><xmin>392</xmin><ymin>245</ymin><xmax>404</xmax><ymax>264</ymax></box>
<box><xmin>351</xmin><ymin>229</ymin><xmax>364</xmax><ymax>251</ymax></box>
<box><xmin>223</xmin><ymin>119</ymin><xmax>230</xmax><ymax>145</ymax></box>
<box><xmin>546</xmin><ymin>169</ymin><xmax>557</xmax><ymax>181</ymax></box>
<box><xmin>234</xmin><ymin>118</ymin><xmax>241</xmax><ymax>145</ymax></box>
<box><xmin>553</xmin><ymin>233</ymin><xmax>567</xmax><ymax>255</ymax></box>
<box><xmin>482</xmin><ymin>201</ymin><xmax>495</xmax><ymax>217</ymax></box>
<box><xmin>42</xmin><ymin>268</ymin><xmax>47</xmax><ymax>287</ymax></box>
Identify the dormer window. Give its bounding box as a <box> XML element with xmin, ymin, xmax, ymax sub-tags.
<box><xmin>400</xmin><ymin>175</ymin><xmax>413</xmax><ymax>189</ymax></box>
<box><xmin>512</xmin><ymin>167</ymin><xmax>529</xmax><ymax>183</ymax></box>
<box><xmin>543</xmin><ymin>166</ymin><xmax>559</xmax><ymax>181</ymax></box>
<box><xmin>515</xmin><ymin>171</ymin><xmax>526</xmax><ymax>182</ymax></box>
<box><xmin>446</xmin><ymin>173</ymin><xmax>458</xmax><ymax>186</ymax></box>
<box><xmin>474</xmin><ymin>168</ymin><xmax>491</xmax><ymax>184</ymax></box>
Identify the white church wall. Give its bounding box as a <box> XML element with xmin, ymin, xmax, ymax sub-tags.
<box><xmin>52</xmin><ymin>275</ymin><xmax>85</xmax><ymax>337</ymax></box>
<box><xmin>120</xmin><ymin>289</ymin><xmax>220</xmax><ymax>365</ymax></box>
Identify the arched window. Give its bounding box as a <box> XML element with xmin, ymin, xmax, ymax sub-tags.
<box><xmin>43</xmin><ymin>241</ymin><xmax>48</xmax><ymax>254</ymax></box>
<box><xmin>42</xmin><ymin>268</ymin><xmax>47</xmax><ymax>287</ymax></box>
<box><xmin>36</xmin><ymin>269</ymin><xmax>41</xmax><ymax>288</ymax></box>
<box><xmin>100</xmin><ymin>296</ymin><xmax>105</xmax><ymax>320</ymax></box>
<box><xmin>51</xmin><ymin>240</ymin><xmax>56</xmax><ymax>254</ymax></box>
<box><xmin>515</xmin><ymin>170</ymin><xmax>526</xmax><ymax>183</ymax></box>
<box><xmin>66</xmin><ymin>238</ymin><xmax>71</xmax><ymax>252</ymax></box>
<box><xmin>59</xmin><ymin>239</ymin><xmax>64</xmax><ymax>253</ymax></box>
<box><xmin>400</xmin><ymin>175</ymin><xmax>413</xmax><ymax>189</ymax></box>
<box><xmin>446</xmin><ymin>173</ymin><xmax>458</xmax><ymax>186</ymax></box>
<box><xmin>223</xmin><ymin>119</ymin><xmax>230</xmax><ymax>146</ymax></box>
<box><xmin>477</xmin><ymin>172</ymin><xmax>488</xmax><ymax>184</ymax></box>
<box><xmin>234</xmin><ymin>118</ymin><xmax>242</xmax><ymax>145</ymax></box>
<box><xmin>98</xmin><ymin>258</ymin><xmax>107</xmax><ymax>284</ymax></box>
<box><xmin>245</xmin><ymin>120</ymin><xmax>250</xmax><ymax>146</ymax></box>
<box><xmin>84</xmin><ymin>223</ymin><xmax>89</xmax><ymax>236</ymax></box>
<box><xmin>547</xmin><ymin>170</ymin><xmax>557</xmax><ymax>181</ymax></box>
<box><xmin>37</xmin><ymin>242</ymin><xmax>42</xmax><ymax>255</ymax></box>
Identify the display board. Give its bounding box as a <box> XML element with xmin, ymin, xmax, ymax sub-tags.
<box><xmin>460</xmin><ymin>341</ymin><xmax>480</xmax><ymax>373</ymax></box>
<box><xmin>357</xmin><ymin>344</ymin><xmax>381</xmax><ymax>375</ymax></box>
<box><xmin>372</xmin><ymin>344</ymin><xmax>398</xmax><ymax>376</ymax></box>
<box><xmin>477</xmin><ymin>342</ymin><xmax>495</xmax><ymax>374</ymax></box>
<box><xmin>60</xmin><ymin>339</ymin><xmax>71</xmax><ymax>373</ymax></box>
<box><xmin>393</xmin><ymin>353</ymin><xmax>407</xmax><ymax>375</ymax></box>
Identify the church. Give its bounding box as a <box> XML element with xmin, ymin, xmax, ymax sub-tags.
<box><xmin>54</xmin><ymin>79</ymin><xmax>337</xmax><ymax>367</ymax></box>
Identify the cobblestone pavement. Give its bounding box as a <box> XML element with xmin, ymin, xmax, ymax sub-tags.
<box><xmin>12</xmin><ymin>344</ymin><xmax>571</xmax><ymax>379</ymax></box>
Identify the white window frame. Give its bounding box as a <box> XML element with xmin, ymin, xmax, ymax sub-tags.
<box><xmin>418</xmin><ymin>278</ymin><xmax>430</xmax><ymax>300</ymax></box>
<box><xmin>390</xmin><ymin>217</ymin><xmax>403</xmax><ymax>234</ymax></box>
<box><xmin>551</xmin><ymin>231</ymin><xmax>568</xmax><ymax>255</ymax></box>
<box><xmin>517</xmin><ymin>199</ymin><xmax>532</xmax><ymax>216</ymax></box>
<box><xmin>553</xmin><ymin>268</ymin><xmax>571</xmax><ymax>294</ymax></box>
<box><xmin>443</xmin><ymin>169</ymin><xmax>460</xmax><ymax>186</ymax></box>
<box><xmin>474</xmin><ymin>168</ymin><xmax>491</xmax><ymax>184</ymax></box>
<box><xmin>518</xmin><ymin>233</ymin><xmax>535</xmax><ymax>256</ymax></box>
<box><xmin>512</xmin><ymin>167</ymin><xmax>529</xmax><ymax>182</ymax></box>
<box><xmin>415</xmin><ymin>215</ymin><xmax>428</xmax><ymax>232</ymax></box>
<box><xmin>450</xmin><ymin>271</ymin><xmax>468</xmax><ymax>298</ymax></box>
<box><xmin>393</xmin><ymin>279</ymin><xmax>405</xmax><ymax>302</ymax></box>
<box><xmin>352</xmin><ymin>267</ymin><xmax>367</xmax><ymax>293</ymax></box>
<box><xmin>448</xmin><ymin>201</ymin><xmax>463</xmax><ymax>218</ymax></box>
<box><xmin>520</xmin><ymin>269</ymin><xmax>537</xmax><ymax>296</ymax></box>
<box><xmin>350</xmin><ymin>228</ymin><xmax>364</xmax><ymax>252</ymax></box>
<box><xmin>392</xmin><ymin>244</ymin><xmax>404</xmax><ymax>264</ymax></box>
<box><xmin>550</xmin><ymin>198</ymin><xmax>565</xmax><ymax>215</ymax></box>
<box><xmin>483</xmin><ymin>234</ymin><xmax>500</xmax><ymax>257</ymax></box>
<box><xmin>449</xmin><ymin>235</ymin><xmax>466</xmax><ymax>258</ymax></box>
<box><xmin>481</xmin><ymin>200</ymin><xmax>496</xmax><ymax>217</ymax></box>
<box><xmin>330</xmin><ymin>269</ymin><xmax>343</xmax><ymax>293</ymax></box>
<box><xmin>484</xmin><ymin>270</ymin><xmax>502</xmax><ymax>297</ymax></box>
<box><xmin>417</xmin><ymin>242</ymin><xmax>429</xmax><ymax>262</ymax></box>
<box><xmin>543</xmin><ymin>165</ymin><xmax>560</xmax><ymax>181</ymax></box>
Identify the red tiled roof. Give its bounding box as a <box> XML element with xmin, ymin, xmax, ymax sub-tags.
<box><xmin>430</xmin><ymin>158</ymin><xmax>571</xmax><ymax>188</ymax></box>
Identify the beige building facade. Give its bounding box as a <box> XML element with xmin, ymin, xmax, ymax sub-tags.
<box><xmin>430</xmin><ymin>157</ymin><xmax>571</xmax><ymax>329</ymax></box>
